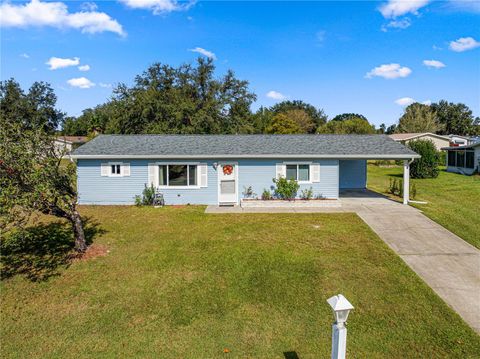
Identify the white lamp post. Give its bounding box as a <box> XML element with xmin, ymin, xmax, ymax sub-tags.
<box><xmin>327</xmin><ymin>294</ymin><xmax>354</xmax><ymax>359</ymax></box>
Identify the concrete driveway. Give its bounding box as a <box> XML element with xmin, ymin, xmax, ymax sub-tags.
<box><xmin>341</xmin><ymin>193</ymin><xmax>480</xmax><ymax>334</ymax></box>
<box><xmin>206</xmin><ymin>191</ymin><xmax>480</xmax><ymax>334</ymax></box>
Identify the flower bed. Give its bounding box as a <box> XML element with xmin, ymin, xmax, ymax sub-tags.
<box><xmin>240</xmin><ymin>198</ymin><xmax>340</xmax><ymax>208</ymax></box>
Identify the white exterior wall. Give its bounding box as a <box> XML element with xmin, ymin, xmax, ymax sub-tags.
<box><xmin>404</xmin><ymin>135</ymin><xmax>449</xmax><ymax>151</ymax></box>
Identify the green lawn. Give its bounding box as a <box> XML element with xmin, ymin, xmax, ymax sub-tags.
<box><xmin>1</xmin><ymin>206</ymin><xmax>479</xmax><ymax>358</ymax></box>
<box><xmin>367</xmin><ymin>164</ymin><xmax>480</xmax><ymax>249</ymax></box>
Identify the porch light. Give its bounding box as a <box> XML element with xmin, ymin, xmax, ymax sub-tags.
<box><xmin>327</xmin><ymin>294</ymin><xmax>354</xmax><ymax>328</ymax></box>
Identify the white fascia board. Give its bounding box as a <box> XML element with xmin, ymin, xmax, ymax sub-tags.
<box><xmin>71</xmin><ymin>154</ymin><xmax>420</xmax><ymax>160</ymax></box>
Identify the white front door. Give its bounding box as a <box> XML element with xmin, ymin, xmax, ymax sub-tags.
<box><xmin>218</xmin><ymin>163</ymin><xmax>238</xmax><ymax>204</ymax></box>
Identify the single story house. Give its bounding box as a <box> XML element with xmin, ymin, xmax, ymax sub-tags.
<box><xmin>442</xmin><ymin>141</ymin><xmax>480</xmax><ymax>175</ymax></box>
<box><xmin>389</xmin><ymin>133</ymin><xmax>450</xmax><ymax>151</ymax></box>
<box><xmin>70</xmin><ymin>134</ymin><xmax>420</xmax><ymax>206</ymax></box>
<box><xmin>55</xmin><ymin>136</ymin><xmax>89</xmax><ymax>156</ymax></box>
<box><xmin>448</xmin><ymin>134</ymin><xmax>473</xmax><ymax>147</ymax></box>
<box><xmin>389</xmin><ymin>132</ymin><xmax>473</xmax><ymax>151</ymax></box>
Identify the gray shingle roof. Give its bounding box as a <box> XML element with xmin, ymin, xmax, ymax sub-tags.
<box><xmin>71</xmin><ymin>134</ymin><xmax>420</xmax><ymax>159</ymax></box>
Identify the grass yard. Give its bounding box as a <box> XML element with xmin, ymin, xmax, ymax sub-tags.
<box><xmin>1</xmin><ymin>206</ymin><xmax>479</xmax><ymax>358</ymax></box>
<box><xmin>367</xmin><ymin>164</ymin><xmax>480</xmax><ymax>249</ymax></box>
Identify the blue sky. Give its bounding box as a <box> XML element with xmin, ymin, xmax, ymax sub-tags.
<box><xmin>1</xmin><ymin>0</ymin><xmax>479</xmax><ymax>127</ymax></box>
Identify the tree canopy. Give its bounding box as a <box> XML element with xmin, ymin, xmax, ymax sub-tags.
<box><xmin>431</xmin><ymin>100</ymin><xmax>478</xmax><ymax>135</ymax></box>
<box><xmin>316</xmin><ymin>117</ymin><xmax>376</xmax><ymax>134</ymax></box>
<box><xmin>62</xmin><ymin>58</ymin><xmax>257</xmax><ymax>135</ymax></box>
<box><xmin>331</xmin><ymin>113</ymin><xmax>368</xmax><ymax>122</ymax></box>
<box><xmin>395</xmin><ymin>103</ymin><xmax>443</xmax><ymax>134</ymax></box>
<box><xmin>265</xmin><ymin>113</ymin><xmax>302</xmax><ymax>134</ymax></box>
<box><xmin>0</xmin><ymin>79</ymin><xmax>86</xmax><ymax>252</ymax></box>
<box><xmin>270</xmin><ymin>100</ymin><xmax>327</xmax><ymax>129</ymax></box>
<box><xmin>1</xmin><ymin>79</ymin><xmax>63</xmax><ymax>133</ymax></box>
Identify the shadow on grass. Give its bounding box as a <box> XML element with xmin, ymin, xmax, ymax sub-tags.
<box><xmin>283</xmin><ymin>351</ymin><xmax>300</xmax><ymax>359</ymax></box>
<box><xmin>1</xmin><ymin>217</ymin><xmax>105</xmax><ymax>282</ymax></box>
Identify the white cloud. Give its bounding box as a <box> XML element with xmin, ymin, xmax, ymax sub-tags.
<box><xmin>80</xmin><ymin>2</ymin><xmax>98</xmax><ymax>12</ymax></box>
<box><xmin>78</xmin><ymin>64</ymin><xmax>90</xmax><ymax>71</ymax></box>
<box><xmin>20</xmin><ymin>53</ymin><xmax>30</xmax><ymax>58</ymax></box>
<box><xmin>395</xmin><ymin>97</ymin><xmax>432</xmax><ymax>106</ymax></box>
<box><xmin>67</xmin><ymin>77</ymin><xmax>95</xmax><ymax>89</ymax></box>
<box><xmin>395</xmin><ymin>97</ymin><xmax>416</xmax><ymax>106</ymax></box>
<box><xmin>365</xmin><ymin>63</ymin><xmax>412</xmax><ymax>79</ymax></box>
<box><xmin>423</xmin><ymin>59</ymin><xmax>446</xmax><ymax>68</ymax></box>
<box><xmin>381</xmin><ymin>18</ymin><xmax>411</xmax><ymax>31</ymax></box>
<box><xmin>188</xmin><ymin>47</ymin><xmax>216</xmax><ymax>60</ymax></box>
<box><xmin>0</xmin><ymin>0</ymin><xmax>125</xmax><ymax>36</ymax></box>
<box><xmin>99</xmin><ymin>82</ymin><xmax>112</xmax><ymax>88</ymax></box>
<box><xmin>120</xmin><ymin>0</ymin><xmax>192</xmax><ymax>14</ymax></box>
<box><xmin>449</xmin><ymin>37</ymin><xmax>480</xmax><ymax>52</ymax></box>
<box><xmin>379</xmin><ymin>0</ymin><xmax>430</xmax><ymax>18</ymax></box>
<box><xmin>46</xmin><ymin>56</ymin><xmax>80</xmax><ymax>70</ymax></box>
<box><xmin>266</xmin><ymin>91</ymin><xmax>287</xmax><ymax>101</ymax></box>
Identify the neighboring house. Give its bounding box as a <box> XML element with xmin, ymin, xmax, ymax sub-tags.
<box><xmin>70</xmin><ymin>134</ymin><xmax>419</xmax><ymax>206</ymax></box>
<box><xmin>448</xmin><ymin>134</ymin><xmax>472</xmax><ymax>147</ymax></box>
<box><xmin>389</xmin><ymin>133</ymin><xmax>450</xmax><ymax>151</ymax></box>
<box><xmin>389</xmin><ymin>132</ymin><xmax>473</xmax><ymax>151</ymax></box>
<box><xmin>443</xmin><ymin>141</ymin><xmax>480</xmax><ymax>175</ymax></box>
<box><xmin>55</xmin><ymin>136</ymin><xmax>89</xmax><ymax>156</ymax></box>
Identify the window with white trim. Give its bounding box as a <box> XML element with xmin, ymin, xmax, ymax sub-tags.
<box><xmin>286</xmin><ymin>164</ymin><xmax>310</xmax><ymax>182</ymax></box>
<box><xmin>159</xmin><ymin>164</ymin><xmax>198</xmax><ymax>187</ymax></box>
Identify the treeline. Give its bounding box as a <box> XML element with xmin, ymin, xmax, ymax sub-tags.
<box><xmin>3</xmin><ymin>57</ymin><xmax>479</xmax><ymax>137</ymax></box>
<box><xmin>61</xmin><ymin>58</ymin><xmax>385</xmax><ymax>136</ymax></box>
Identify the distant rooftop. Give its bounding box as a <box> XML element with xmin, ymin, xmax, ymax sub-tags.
<box><xmin>71</xmin><ymin>134</ymin><xmax>419</xmax><ymax>159</ymax></box>
<box><xmin>389</xmin><ymin>133</ymin><xmax>449</xmax><ymax>141</ymax></box>
<box><xmin>57</xmin><ymin>136</ymin><xmax>89</xmax><ymax>144</ymax></box>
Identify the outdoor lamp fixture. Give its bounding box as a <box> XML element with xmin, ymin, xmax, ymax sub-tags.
<box><xmin>213</xmin><ymin>162</ymin><xmax>218</xmax><ymax>170</ymax></box>
<box><xmin>327</xmin><ymin>294</ymin><xmax>354</xmax><ymax>359</ymax></box>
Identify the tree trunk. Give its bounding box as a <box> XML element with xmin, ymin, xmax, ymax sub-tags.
<box><xmin>70</xmin><ymin>209</ymin><xmax>87</xmax><ymax>253</ymax></box>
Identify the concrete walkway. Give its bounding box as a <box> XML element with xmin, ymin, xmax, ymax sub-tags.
<box><xmin>206</xmin><ymin>194</ymin><xmax>480</xmax><ymax>334</ymax></box>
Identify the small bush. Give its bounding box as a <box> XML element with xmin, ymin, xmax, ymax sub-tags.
<box><xmin>135</xmin><ymin>184</ymin><xmax>156</xmax><ymax>206</ymax></box>
<box><xmin>242</xmin><ymin>186</ymin><xmax>256</xmax><ymax>199</ymax></box>
<box><xmin>387</xmin><ymin>178</ymin><xmax>417</xmax><ymax>199</ymax></box>
<box><xmin>408</xmin><ymin>139</ymin><xmax>440</xmax><ymax>178</ymax></box>
<box><xmin>272</xmin><ymin>177</ymin><xmax>299</xmax><ymax>200</ymax></box>
<box><xmin>300</xmin><ymin>187</ymin><xmax>314</xmax><ymax>200</ymax></box>
<box><xmin>261</xmin><ymin>189</ymin><xmax>272</xmax><ymax>200</ymax></box>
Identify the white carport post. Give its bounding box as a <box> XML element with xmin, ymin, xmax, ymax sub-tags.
<box><xmin>403</xmin><ymin>160</ymin><xmax>410</xmax><ymax>205</ymax></box>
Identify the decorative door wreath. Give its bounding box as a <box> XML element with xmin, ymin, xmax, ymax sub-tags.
<box><xmin>222</xmin><ymin>164</ymin><xmax>234</xmax><ymax>175</ymax></box>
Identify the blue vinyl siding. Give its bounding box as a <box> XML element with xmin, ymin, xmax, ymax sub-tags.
<box><xmin>77</xmin><ymin>159</ymin><xmax>217</xmax><ymax>205</ymax></box>
<box><xmin>236</xmin><ymin>159</ymin><xmax>339</xmax><ymax>199</ymax></box>
<box><xmin>77</xmin><ymin>158</ymin><xmax>341</xmax><ymax>205</ymax></box>
<box><xmin>339</xmin><ymin>160</ymin><xmax>367</xmax><ymax>189</ymax></box>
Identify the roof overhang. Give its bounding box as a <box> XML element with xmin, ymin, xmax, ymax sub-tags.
<box><xmin>71</xmin><ymin>154</ymin><xmax>420</xmax><ymax>160</ymax></box>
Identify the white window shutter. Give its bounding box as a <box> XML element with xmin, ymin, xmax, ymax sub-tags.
<box><xmin>101</xmin><ymin>163</ymin><xmax>109</xmax><ymax>176</ymax></box>
<box><xmin>276</xmin><ymin>163</ymin><xmax>286</xmax><ymax>179</ymax></box>
<box><xmin>122</xmin><ymin>163</ymin><xmax>130</xmax><ymax>177</ymax></box>
<box><xmin>311</xmin><ymin>163</ymin><xmax>320</xmax><ymax>182</ymax></box>
<box><xmin>199</xmin><ymin>163</ymin><xmax>208</xmax><ymax>187</ymax></box>
<box><xmin>148</xmin><ymin>163</ymin><xmax>158</xmax><ymax>187</ymax></box>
